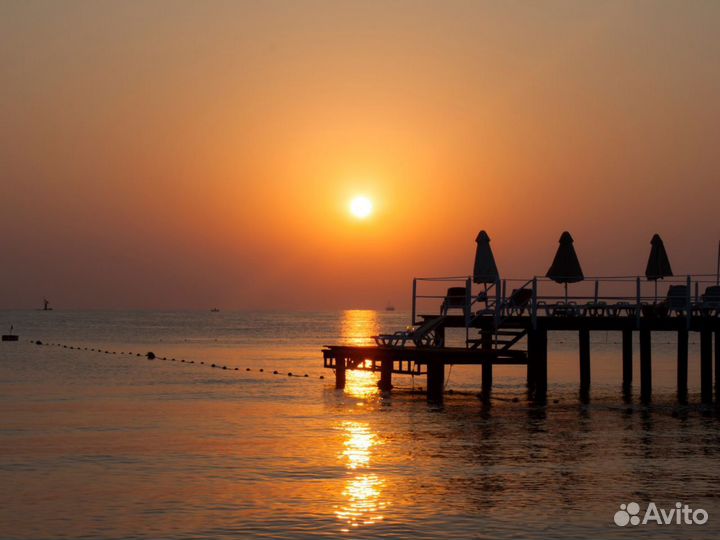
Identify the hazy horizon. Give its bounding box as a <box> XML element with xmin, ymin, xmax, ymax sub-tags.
<box><xmin>2</xmin><ymin>0</ymin><xmax>720</xmax><ymax>310</ymax></box>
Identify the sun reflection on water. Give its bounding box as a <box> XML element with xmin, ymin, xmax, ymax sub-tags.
<box><xmin>335</xmin><ymin>421</ymin><xmax>387</xmax><ymax>532</ymax></box>
<box><xmin>340</xmin><ymin>309</ymin><xmax>379</xmax><ymax>347</ymax></box>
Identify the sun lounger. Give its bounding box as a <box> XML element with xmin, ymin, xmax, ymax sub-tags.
<box><xmin>664</xmin><ymin>285</ymin><xmax>689</xmax><ymax>316</ymax></box>
<box><xmin>440</xmin><ymin>287</ymin><xmax>469</xmax><ymax>316</ymax></box>
<box><xmin>695</xmin><ymin>285</ymin><xmax>720</xmax><ymax>316</ymax></box>
<box><xmin>373</xmin><ymin>316</ymin><xmax>447</xmax><ymax>347</ymax></box>
<box><xmin>503</xmin><ymin>288</ymin><xmax>533</xmax><ymax>316</ymax></box>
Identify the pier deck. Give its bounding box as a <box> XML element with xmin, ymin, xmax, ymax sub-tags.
<box><xmin>322</xmin><ymin>274</ymin><xmax>720</xmax><ymax>404</ymax></box>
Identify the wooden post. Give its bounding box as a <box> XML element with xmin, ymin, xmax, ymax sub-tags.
<box><xmin>635</xmin><ymin>277</ymin><xmax>642</xmax><ymax>328</ymax></box>
<box><xmin>716</xmin><ymin>330</ymin><xmax>720</xmax><ymax>405</ymax></box>
<box><xmin>379</xmin><ymin>359</ymin><xmax>393</xmax><ymax>392</ymax></box>
<box><xmin>677</xmin><ymin>328</ymin><xmax>688</xmax><ymax>403</ymax></box>
<box><xmin>700</xmin><ymin>329</ymin><xmax>712</xmax><ymax>404</ymax></box>
<box><xmin>622</xmin><ymin>329</ymin><xmax>633</xmax><ymax>390</ymax></box>
<box><xmin>531</xmin><ymin>277</ymin><xmax>538</xmax><ymax>330</ymax></box>
<box><xmin>411</xmin><ymin>278</ymin><xmax>417</xmax><ymax>325</ymax></box>
<box><xmin>481</xmin><ymin>329</ymin><xmax>493</xmax><ymax>399</ymax></box>
<box><xmin>640</xmin><ymin>328</ymin><xmax>651</xmax><ymax>402</ymax></box>
<box><xmin>427</xmin><ymin>361</ymin><xmax>445</xmax><ymax>403</ymax></box>
<box><xmin>335</xmin><ymin>355</ymin><xmax>346</xmax><ymax>390</ymax></box>
<box><xmin>528</xmin><ymin>328</ymin><xmax>547</xmax><ymax>401</ymax></box>
<box><xmin>579</xmin><ymin>328</ymin><xmax>590</xmax><ymax>399</ymax></box>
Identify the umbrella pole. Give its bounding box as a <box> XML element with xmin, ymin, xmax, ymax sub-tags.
<box><xmin>716</xmin><ymin>239</ymin><xmax>719</xmax><ymax>286</ymax></box>
<box><xmin>654</xmin><ymin>280</ymin><xmax>658</xmax><ymax>303</ymax></box>
<box><xmin>564</xmin><ymin>283</ymin><xmax>568</xmax><ymax>304</ymax></box>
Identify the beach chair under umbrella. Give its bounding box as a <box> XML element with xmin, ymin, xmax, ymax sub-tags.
<box><xmin>645</xmin><ymin>233</ymin><xmax>673</xmax><ymax>302</ymax></box>
<box><xmin>546</xmin><ymin>231</ymin><xmax>584</xmax><ymax>304</ymax></box>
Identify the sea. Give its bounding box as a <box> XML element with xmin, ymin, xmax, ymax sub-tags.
<box><xmin>0</xmin><ymin>310</ymin><xmax>719</xmax><ymax>539</ymax></box>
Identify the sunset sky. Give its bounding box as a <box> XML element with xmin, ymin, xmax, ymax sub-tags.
<box><xmin>2</xmin><ymin>1</ymin><xmax>719</xmax><ymax>310</ymax></box>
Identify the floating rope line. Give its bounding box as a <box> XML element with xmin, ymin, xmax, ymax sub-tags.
<box><xmin>28</xmin><ymin>339</ymin><xmax>324</xmax><ymax>380</ymax></box>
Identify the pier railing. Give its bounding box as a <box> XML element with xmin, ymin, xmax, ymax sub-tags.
<box><xmin>411</xmin><ymin>274</ymin><xmax>720</xmax><ymax>329</ymax></box>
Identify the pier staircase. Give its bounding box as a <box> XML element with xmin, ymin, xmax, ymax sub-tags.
<box><xmin>467</xmin><ymin>327</ymin><xmax>528</xmax><ymax>352</ymax></box>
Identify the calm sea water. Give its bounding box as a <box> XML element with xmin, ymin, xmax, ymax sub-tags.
<box><xmin>1</xmin><ymin>310</ymin><xmax>719</xmax><ymax>539</ymax></box>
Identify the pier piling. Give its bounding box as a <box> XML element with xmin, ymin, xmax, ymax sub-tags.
<box><xmin>640</xmin><ymin>329</ymin><xmax>652</xmax><ymax>402</ymax></box>
<box><xmin>579</xmin><ymin>328</ymin><xmax>590</xmax><ymax>399</ymax></box>
<box><xmin>700</xmin><ymin>329</ymin><xmax>712</xmax><ymax>404</ymax></box>
<box><xmin>716</xmin><ymin>330</ymin><xmax>720</xmax><ymax>405</ymax></box>
<box><xmin>379</xmin><ymin>359</ymin><xmax>393</xmax><ymax>392</ymax></box>
<box><xmin>481</xmin><ymin>329</ymin><xmax>493</xmax><ymax>399</ymax></box>
<box><xmin>427</xmin><ymin>362</ymin><xmax>445</xmax><ymax>403</ymax></box>
<box><xmin>677</xmin><ymin>328</ymin><xmax>688</xmax><ymax>403</ymax></box>
<box><xmin>335</xmin><ymin>356</ymin><xmax>346</xmax><ymax>390</ymax></box>
<box><xmin>528</xmin><ymin>328</ymin><xmax>548</xmax><ymax>401</ymax></box>
<box><xmin>622</xmin><ymin>329</ymin><xmax>633</xmax><ymax>391</ymax></box>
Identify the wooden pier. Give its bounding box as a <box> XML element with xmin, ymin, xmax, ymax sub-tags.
<box><xmin>322</xmin><ymin>274</ymin><xmax>720</xmax><ymax>404</ymax></box>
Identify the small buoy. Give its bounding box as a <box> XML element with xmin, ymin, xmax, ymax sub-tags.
<box><xmin>162</xmin><ymin>357</ymin><xmax>166</xmax><ymax>360</ymax></box>
<box><xmin>246</xmin><ymin>368</ymin><xmax>250</xmax><ymax>371</ymax></box>
<box><xmin>136</xmin><ymin>353</ymin><xmax>141</xmax><ymax>357</ymax></box>
<box><xmin>181</xmin><ymin>359</ymin><xmax>185</xmax><ymax>362</ymax></box>
<box><xmin>273</xmin><ymin>370</ymin><xmax>278</xmax><ymax>374</ymax></box>
<box><xmin>319</xmin><ymin>375</ymin><xmax>324</xmax><ymax>379</ymax></box>
<box><xmin>200</xmin><ymin>361</ymin><xmax>204</xmax><ymax>365</ymax></box>
<box><xmin>512</xmin><ymin>397</ymin><xmax>519</xmax><ymax>403</ymax></box>
<box><xmin>304</xmin><ymin>374</ymin><xmax>308</xmax><ymax>378</ymax></box>
<box><xmin>259</xmin><ymin>369</ymin><xmax>264</xmax><ymax>372</ymax></box>
<box><xmin>211</xmin><ymin>363</ymin><xmax>216</xmax><ymax>368</ymax></box>
<box><xmin>146</xmin><ymin>352</ymin><xmax>156</xmax><ymax>360</ymax></box>
<box><xmin>288</xmin><ymin>372</ymin><xmax>293</xmax><ymax>376</ymax></box>
<box><xmin>35</xmin><ymin>340</ymin><xmax>42</xmax><ymax>345</ymax></box>
<box><xmin>222</xmin><ymin>366</ymin><xmax>227</xmax><ymax>370</ymax></box>
<box><xmin>190</xmin><ymin>361</ymin><xmax>194</xmax><ymax>364</ymax></box>
<box><xmin>553</xmin><ymin>399</ymin><xmax>559</xmax><ymax>404</ymax></box>
<box><xmin>234</xmin><ymin>367</ymin><xmax>238</xmax><ymax>370</ymax></box>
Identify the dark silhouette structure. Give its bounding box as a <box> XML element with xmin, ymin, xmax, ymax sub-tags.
<box><xmin>323</xmin><ymin>231</ymin><xmax>720</xmax><ymax>406</ymax></box>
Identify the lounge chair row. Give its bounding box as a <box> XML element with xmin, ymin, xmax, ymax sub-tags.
<box><xmin>441</xmin><ymin>284</ymin><xmax>720</xmax><ymax>318</ymax></box>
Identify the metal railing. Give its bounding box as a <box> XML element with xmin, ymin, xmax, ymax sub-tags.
<box><xmin>411</xmin><ymin>274</ymin><xmax>720</xmax><ymax>330</ymax></box>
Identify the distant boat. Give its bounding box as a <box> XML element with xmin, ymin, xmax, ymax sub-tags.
<box><xmin>210</xmin><ymin>308</ymin><xmax>220</xmax><ymax>312</ymax></box>
<box><xmin>385</xmin><ymin>304</ymin><xmax>395</xmax><ymax>311</ymax></box>
<box><xmin>2</xmin><ymin>325</ymin><xmax>18</xmax><ymax>342</ymax></box>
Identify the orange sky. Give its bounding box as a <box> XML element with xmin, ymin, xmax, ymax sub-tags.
<box><xmin>1</xmin><ymin>1</ymin><xmax>719</xmax><ymax>310</ymax></box>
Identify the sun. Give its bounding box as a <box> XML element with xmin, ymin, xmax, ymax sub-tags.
<box><xmin>349</xmin><ymin>196</ymin><xmax>373</xmax><ymax>219</ymax></box>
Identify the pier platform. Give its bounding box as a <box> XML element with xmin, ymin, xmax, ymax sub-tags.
<box><xmin>322</xmin><ymin>274</ymin><xmax>720</xmax><ymax>405</ymax></box>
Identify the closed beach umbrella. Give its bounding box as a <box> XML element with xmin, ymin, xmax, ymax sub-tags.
<box><xmin>546</xmin><ymin>231</ymin><xmax>584</xmax><ymax>303</ymax></box>
<box><xmin>473</xmin><ymin>230</ymin><xmax>499</xmax><ymax>284</ymax></box>
<box><xmin>645</xmin><ymin>233</ymin><xmax>673</xmax><ymax>301</ymax></box>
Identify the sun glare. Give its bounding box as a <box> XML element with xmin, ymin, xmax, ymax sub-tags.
<box><xmin>350</xmin><ymin>196</ymin><xmax>373</xmax><ymax>219</ymax></box>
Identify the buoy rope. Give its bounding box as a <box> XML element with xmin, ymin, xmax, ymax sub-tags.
<box><xmin>26</xmin><ymin>339</ymin><xmax>325</xmax><ymax>380</ymax></box>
